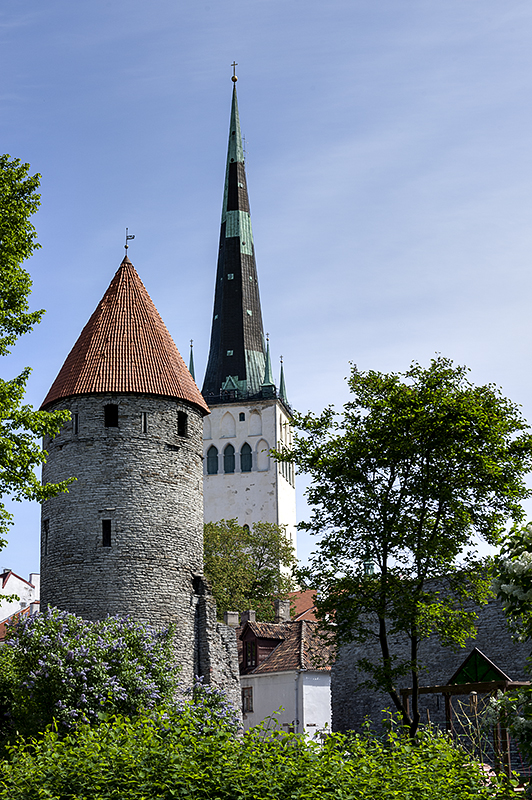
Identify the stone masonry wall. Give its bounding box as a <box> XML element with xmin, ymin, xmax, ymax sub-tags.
<box><xmin>332</xmin><ymin>594</ymin><xmax>531</xmax><ymax>734</ymax></box>
<box><xmin>41</xmin><ymin>393</ymin><xmax>205</xmax><ymax>686</ymax></box>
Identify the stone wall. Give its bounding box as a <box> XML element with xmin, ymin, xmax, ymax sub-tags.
<box><xmin>332</xmin><ymin>594</ymin><xmax>531</xmax><ymax>733</ymax></box>
<box><xmin>42</xmin><ymin>393</ymin><xmax>206</xmax><ymax>686</ymax></box>
<box><xmin>193</xmin><ymin>575</ymin><xmax>242</xmax><ymax>715</ymax></box>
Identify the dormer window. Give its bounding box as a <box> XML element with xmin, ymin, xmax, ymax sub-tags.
<box><xmin>245</xmin><ymin>641</ymin><xmax>257</xmax><ymax>668</ymax></box>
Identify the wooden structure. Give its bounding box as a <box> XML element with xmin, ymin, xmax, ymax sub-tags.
<box><xmin>400</xmin><ymin>648</ymin><xmax>530</xmax><ymax>776</ymax></box>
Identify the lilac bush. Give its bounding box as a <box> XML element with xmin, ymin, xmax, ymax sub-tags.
<box><xmin>0</xmin><ymin>608</ymin><xmax>176</xmax><ymax>741</ymax></box>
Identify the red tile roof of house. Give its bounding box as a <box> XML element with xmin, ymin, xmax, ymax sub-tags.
<box><xmin>239</xmin><ymin>620</ymin><xmax>333</xmax><ymax>674</ymax></box>
<box><xmin>0</xmin><ymin>604</ymin><xmax>37</xmax><ymax>640</ymax></box>
<box><xmin>41</xmin><ymin>257</ymin><xmax>209</xmax><ymax>414</ymax></box>
<box><xmin>289</xmin><ymin>589</ymin><xmax>318</xmax><ymax>621</ymax></box>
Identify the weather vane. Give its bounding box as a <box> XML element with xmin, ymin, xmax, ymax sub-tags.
<box><xmin>231</xmin><ymin>61</ymin><xmax>238</xmax><ymax>83</ymax></box>
<box><xmin>125</xmin><ymin>228</ymin><xmax>135</xmax><ymax>254</ymax></box>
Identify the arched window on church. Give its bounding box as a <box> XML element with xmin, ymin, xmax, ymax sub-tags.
<box><xmin>207</xmin><ymin>445</ymin><xmax>219</xmax><ymax>475</ymax></box>
<box><xmin>224</xmin><ymin>443</ymin><xmax>235</xmax><ymax>474</ymax></box>
<box><xmin>241</xmin><ymin>442</ymin><xmax>252</xmax><ymax>472</ymax></box>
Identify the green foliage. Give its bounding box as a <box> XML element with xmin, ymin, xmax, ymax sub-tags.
<box><xmin>203</xmin><ymin>519</ymin><xmax>296</xmax><ymax>621</ymax></box>
<box><xmin>487</xmin><ymin>523</ymin><xmax>532</xmax><ymax>759</ymax></box>
<box><xmin>0</xmin><ymin>155</ymin><xmax>72</xmax><ymax>548</ymax></box>
<box><xmin>494</xmin><ymin>522</ymin><xmax>532</xmax><ymax>641</ymax></box>
<box><xmin>0</xmin><ymin>711</ymin><xmax>510</xmax><ymax>799</ymax></box>
<box><xmin>286</xmin><ymin>357</ymin><xmax>532</xmax><ymax>735</ymax></box>
<box><xmin>0</xmin><ymin>608</ymin><xmax>177</xmax><ymax>744</ymax></box>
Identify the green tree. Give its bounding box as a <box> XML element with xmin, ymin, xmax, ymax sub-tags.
<box><xmin>284</xmin><ymin>357</ymin><xmax>532</xmax><ymax>737</ymax></box>
<box><xmin>0</xmin><ymin>155</ymin><xmax>71</xmax><ymax>550</ymax></box>
<box><xmin>486</xmin><ymin>523</ymin><xmax>532</xmax><ymax>759</ymax></box>
<box><xmin>203</xmin><ymin>520</ymin><xmax>296</xmax><ymax>621</ymax></box>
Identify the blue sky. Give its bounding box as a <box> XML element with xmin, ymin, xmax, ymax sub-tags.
<box><xmin>3</xmin><ymin>0</ymin><xmax>532</xmax><ymax>576</ymax></box>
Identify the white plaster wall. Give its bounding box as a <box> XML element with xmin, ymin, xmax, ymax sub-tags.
<box><xmin>0</xmin><ymin>572</ymin><xmax>39</xmax><ymax>622</ymax></box>
<box><xmin>240</xmin><ymin>670</ymin><xmax>331</xmax><ymax>735</ymax></box>
<box><xmin>203</xmin><ymin>399</ymin><xmax>297</xmax><ymax>558</ymax></box>
<box><xmin>240</xmin><ymin>672</ymin><xmax>298</xmax><ymax>733</ymax></box>
<box><xmin>301</xmin><ymin>672</ymin><xmax>331</xmax><ymax>735</ymax></box>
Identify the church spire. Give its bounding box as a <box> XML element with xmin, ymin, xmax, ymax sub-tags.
<box><xmin>202</xmin><ymin>75</ymin><xmax>267</xmax><ymax>403</ymax></box>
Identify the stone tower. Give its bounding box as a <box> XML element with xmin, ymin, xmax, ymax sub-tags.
<box><xmin>40</xmin><ymin>256</ymin><xmax>239</xmax><ymax>697</ymax></box>
<box><xmin>201</xmin><ymin>78</ymin><xmax>297</xmax><ymax>553</ymax></box>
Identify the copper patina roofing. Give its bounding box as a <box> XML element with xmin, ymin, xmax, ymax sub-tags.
<box><xmin>42</xmin><ymin>257</ymin><xmax>209</xmax><ymax>414</ymax></box>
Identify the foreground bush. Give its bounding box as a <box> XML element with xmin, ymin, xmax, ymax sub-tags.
<box><xmin>0</xmin><ymin>608</ymin><xmax>176</xmax><ymax>742</ymax></box>
<box><xmin>0</xmin><ymin>710</ymin><xmax>513</xmax><ymax>800</ymax></box>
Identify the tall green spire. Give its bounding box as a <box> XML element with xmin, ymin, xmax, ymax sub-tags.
<box><xmin>202</xmin><ymin>73</ymin><xmax>267</xmax><ymax>403</ymax></box>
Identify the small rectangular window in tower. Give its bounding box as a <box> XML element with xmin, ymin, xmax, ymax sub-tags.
<box><xmin>239</xmin><ymin>412</ymin><xmax>245</xmax><ymax>422</ymax></box>
<box><xmin>73</xmin><ymin>413</ymin><xmax>79</xmax><ymax>435</ymax></box>
<box><xmin>104</xmin><ymin>404</ymin><xmax>118</xmax><ymax>428</ymax></box>
<box><xmin>227</xmin><ymin>273</ymin><xmax>234</xmax><ymax>280</ymax></box>
<box><xmin>242</xmin><ymin>686</ymin><xmax>253</xmax><ymax>713</ymax></box>
<box><xmin>102</xmin><ymin>519</ymin><xmax>111</xmax><ymax>547</ymax></box>
<box><xmin>43</xmin><ymin>519</ymin><xmax>49</xmax><ymax>556</ymax></box>
<box><xmin>141</xmin><ymin>412</ymin><xmax>148</xmax><ymax>434</ymax></box>
<box><xmin>177</xmin><ymin>411</ymin><xmax>188</xmax><ymax>437</ymax></box>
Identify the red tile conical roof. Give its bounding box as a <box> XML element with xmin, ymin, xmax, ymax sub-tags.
<box><xmin>42</xmin><ymin>257</ymin><xmax>209</xmax><ymax>414</ymax></box>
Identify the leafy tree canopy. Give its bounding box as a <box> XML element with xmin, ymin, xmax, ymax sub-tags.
<box><xmin>285</xmin><ymin>356</ymin><xmax>532</xmax><ymax>736</ymax></box>
<box><xmin>0</xmin><ymin>155</ymin><xmax>71</xmax><ymax>549</ymax></box>
<box><xmin>203</xmin><ymin>520</ymin><xmax>296</xmax><ymax>621</ymax></box>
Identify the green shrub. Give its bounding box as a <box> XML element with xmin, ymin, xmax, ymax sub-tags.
<box><xmin>0</xmin><ymin>608</ymin><xmax>176</xmax><ymax>743</ymax></box>
<box><xmin>0</xmin><ymin>710</ymin><xmax>513</xmax><ymax>799</ymax></box>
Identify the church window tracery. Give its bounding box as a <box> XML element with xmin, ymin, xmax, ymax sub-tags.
<box><xmin>207</xmin><ymin>445</ymin><xmax>219</xmax><ymax>475</ymax></box>
<box><xmin>224</xmin><ymin>443</ymin><xmax>235</xmax><ymax>474</ymax></box>
<box><xmin>241</xmin><ymin>442</ymin><xmax>252</xmax><ymax>472</ymax></box>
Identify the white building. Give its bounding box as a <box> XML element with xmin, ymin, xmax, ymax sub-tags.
<box><xmin>237</xmin><ymin>604</ymin><xmax>332</xmax><ymax>735</ymax></box>
<box><xmin>202</xmin><ymin>398</ymin><xmax>296</xmax><ymax>552</ymax></box>
<box><xmin>0</xmin><ymin>570</ymin><xmax>40</xmax><ymax>638</ymax></box>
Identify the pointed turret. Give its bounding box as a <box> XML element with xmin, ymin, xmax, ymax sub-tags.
<box><xmin>202</xmin><ymin>78</ymin><xmax>267</xmax><ymax>402</ymax></box>
<box><xmin>42</xmin><ymin>256</ymin><xmax>209</xmax><ymax>414</ymax></box>
<box><xmin>189</xmin><ymin>340</ymin><xmax>195</xmax><ymax>382</ymax></box>
<box><xmin>261</xmin><ymin>335</ymin><xmax>275</xmax><ymax>398</ymax></box>
<box><xmin>279</xmin><ymin>356</ymin><xmax>288</xmax><ymax>405</ymax></box>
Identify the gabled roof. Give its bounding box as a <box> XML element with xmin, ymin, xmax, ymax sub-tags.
<box><xmin>448</xmin><ymin>647</ymin><xmax>512</xmax><ymax>685</ymax></box>
<box><xmin>244</xmin><ymin>621</ymin><xmax>287</xmax><ymax>640</ymax></box>
<box><xmin>1</xmin><ymin>570</ymin><xmax>35</xmax><ymax>590</ymax></box>
<box><xmin>240</xmin><ymin>619</ymin><xmax>332</xmax><ymax>674</ymax></box>
<box><xmin>42</xmin><ymin>257</ymin><xmax>209</xmax><ymax>414</ymax></box>
<box><xmin>289</xmin><ymin>589</ymin><xmax>318</xmax><ymax>622</ymax></box>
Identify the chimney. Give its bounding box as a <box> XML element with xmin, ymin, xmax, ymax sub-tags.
<box><xmin>240</xmin><ymin>610</ymin><xmax>256</xmax><ymax>625</ymax></box>
<box><xmin>274</xmin><ymin>599</ymin><xmax>291</xmax><ymax>623</ymax></box>
<box><xmin>224</xmin><ymin>611</ymin><xmax>239</xmax><ymax>627</ymax></box>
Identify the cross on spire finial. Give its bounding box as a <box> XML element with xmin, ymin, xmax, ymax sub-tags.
<box><xmin>125</xmin><ymin>227</ymin><xmax>135</xmax><ymax>254</ymax></box>
<box><xmin>231</xmin><ymin>61</ymin><xmax>238</xmax><ymax>83</ymax></box>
